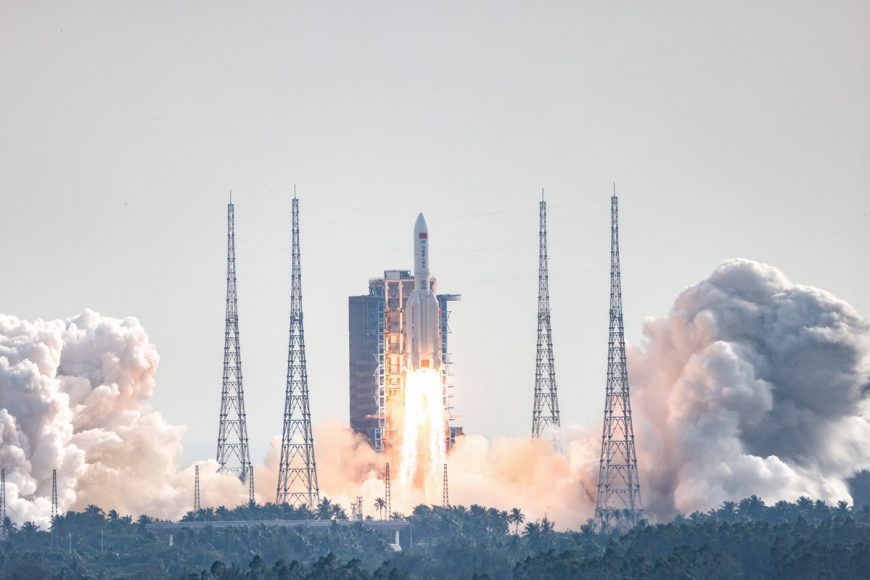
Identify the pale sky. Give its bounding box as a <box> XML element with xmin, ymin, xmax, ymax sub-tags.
<box><xmin>1</xmin><ymin>1</ymin><xmax>868</xmax><ymax>467</ymax></box>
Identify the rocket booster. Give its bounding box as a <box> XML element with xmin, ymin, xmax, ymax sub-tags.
<box><xmin>404</xmin><ymin>213</ymin><xmax>442</xmax><ymax>372</ymax></box>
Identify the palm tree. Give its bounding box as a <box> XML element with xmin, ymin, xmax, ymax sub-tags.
<box><xmin>523</xmin><ymin>521</ymin><xmax>540</xmax><ymax>537</ymax></box>
<box><xmin>508</xmin><ymin>508</ymin><xmax>525</xmax><ymax>534</ymax></box>
<box><xmin>331</xmin><ymin>504</ymin><xmax>348</xmax><ymax>520</ymax></box>
<box><xmin>317</xmin><ymin>498</ymin><xmax>334</xmax><ymax>520</ymax></box>
<box><xmin>20</xmin><ymin>521</ymin><xmax>39</xmax><ymax>537</ymax></box>
<box><xmin>373</xmin><ymin>498</ymin><xmax>386</xmax><ymax>520</ymax></box>
<box><xmin>540</xmin><ymin>516</ymin><xmax>554</xmax><ymax>534</ymax></box>
<box><xmin>837</xmin><ymin>500</ymin><xmax>850</xmax><ymax>515</ymax></box>
<box><xmin>720</xmin><ymin>501</ymin><xmax>737</xmax><ymax>521</ymax></box>
<box><xmin>83</xmin><ymin>504</ymin><xmax>105</xmax><ymax>523</ymax></box>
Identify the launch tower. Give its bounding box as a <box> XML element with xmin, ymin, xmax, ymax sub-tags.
<box><xmin>595</xmin><ymin>186</ymin><xmax>643</xmax><ymax>529</ymax></box>
<box><xmin>215</xmin><ymin>198</ymin><xmax>255</xmax><ymax>503</ymax></box>
<box><xmin>276</xmin><ymin>193</ymin><xmax>320</xmax><ymax>509</ymax></box>
<box><xmin>349</xmin><ymin>273</ymin><xmax>460</xmax><ymax>453</ymax></box>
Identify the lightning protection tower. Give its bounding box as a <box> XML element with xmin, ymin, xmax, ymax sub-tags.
<box><xmin>595</xmin><ymin>186</ymin><xmax>643</xmax><ymax>530</ymax></box>
<box><xmin>385</xmin><ymin>463</ymin><xmax>392</xmax><ymax>519</ymax></box>
<box><xmin>216</xmin><ymin>197</ymin><xmax>255</xmax><ymax>503</ymax></box>
<box><xmin>194</xmin><ymin>465</ymin><xmax>201</xmax><ymax>513</ymax></box>
<box><xmin>532</xmin><ymin>191</ymin><xmax>561</xmax><ymax>444</ymax></box>
<box><xmin>1</xmin><ymin>468</ymin><xmax>6</xmax><ymax>540</ymax></box>
<box><xmin>442</xmin><ymin>463</ymin><xmax>449</xmax><ymax>508</ymax></box>
<box><xmin>51</xmin><ymin>469</ymin><xmax>58</xmax><ymax>520</ymax></box>
<box><xmin>276</xmin><ymin>192</ymin><xmax>320</xmax><ymax>508</ymax></box>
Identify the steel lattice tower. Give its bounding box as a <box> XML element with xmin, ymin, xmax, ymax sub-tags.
<box><xmin>276</xmin><ymin>193</ymin><xmax>320</xmax><ymax>508</ymax></box>
<box><xmin>442</xmin><ymin>463</ymin><xmax>449</xmax><ymax>508</ymax></box>
<box><xmin>216</xmin><ymin>199</ymin><xmax>255</xmax><ymax>503</ymax></box>
<box><xmin>352</xmin><ymin>496</ymin><xmax>363</xmax><ymax>521</ymax></box>
<box><xmin>384</xmin><ymin>463</ymin><xmax>392</xmax><ymax>519</ymax></box>
<box><xmin>1</xmin><ymin>468</ymin><xmax>6</xmax><ymax>540</ymax></box>
<box><xmin>595</xmin><ymin>186</ymin><xmax>643</xmax><ymax>530</ymax></box>
<box><xmin>194</xmin><ymin>465</ymin><xmax>201</xmax><ymax>513</ymax></box>
<box><xmin>532</xmin><ymin>192</ymin><xmax>561</xmax><ymax>442</ymax></box>
<box><xmin>51</xmin><ymin>469</ymin><xmax>58</xmax><ymax>520</ymax></box>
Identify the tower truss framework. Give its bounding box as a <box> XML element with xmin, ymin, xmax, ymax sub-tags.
<box><xmin>51</xmin><ymin>469</ymin><xmax>58</xmax><ymax>520</ymax></box>
<box><xmin>385</xmin><ymin>462</ymin><xmax>392</xmax><ymax>518</ymax></box>
<box><xmin>194</xmin><ymin>465</ymin><xmax>201</xmax><ymax>513</ymax></box>
<box><xmin>595</xmin><ymin>187</ymin><xmax>643</xmax><ymax>530</ymax></box>
<box><xmin>216</xmin><ymin>199</ymin><xmax>255</xmax><ymax>503</ymax></box>
<box><xmin>442</xmin><ymin>463</ymin><xmax>449</xmax><ymax>508</ymax></box>
<box><xmin>1</xmin><ymin>468</ymin><xmax>6</xmax><ymax>540</ymax></box>
<box><xmin>276</xmin><ymin>193</ymin><xmax>320</xmax><ymax>509</ymax></box>
<box><xmin>532</xmin><ymin>193</ymin><xmax>561</xmax><ymax>443</ymax></box>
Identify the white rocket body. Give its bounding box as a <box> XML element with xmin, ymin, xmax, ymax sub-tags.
<box><xmin>404</xmin><ymin>213</ymin><xmax>441</xmax><ymax>372</ymax></box>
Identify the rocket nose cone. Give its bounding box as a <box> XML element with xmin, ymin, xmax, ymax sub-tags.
<box><xmin>414</xmin><ymin>213</ymin><xmax>428</xmax><ymax>233</ymax></box>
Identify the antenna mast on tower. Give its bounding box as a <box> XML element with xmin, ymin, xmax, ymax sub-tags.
<box><xmin>276</xmin><ymin>190</ymin><xmax>320</xmax><ymax>509</ymax></box>
<box><xmin>216</xmin><ymin>197</ymin><xmax>255</xmax><ymax>503</ymax></box>
<box><xmin>532</xmin><ymin>190</ymin><xmax>561</xmax><ymax>445</ymax></box>
<box><xmin>595</xmin><ymin>185</ymin><xmax>643</xmax><ymax>530</ymax></box>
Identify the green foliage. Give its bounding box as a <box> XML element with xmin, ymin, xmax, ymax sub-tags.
<box><xmin>1</xmin><ymin>496</ymin><xmax>870</xmax><ymax>578</ymax></box>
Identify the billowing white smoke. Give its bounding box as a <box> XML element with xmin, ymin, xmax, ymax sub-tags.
<box><xmin>0</xmin><ymin>310</ymin><xmax>247</xmax><ymax>527</ymax></box>
<box><xmin>2</xmin><ymin>259</ymin><xmax>867</xmax><ymax>529</ymax></box>
<box><xmin>631</xmin><ymin>259</ymin><xmax>870</xmax><ymax>519</ymax></box>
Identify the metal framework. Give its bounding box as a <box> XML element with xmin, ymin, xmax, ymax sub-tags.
<box><xmin>351</xmin><ymin>496</ymin><xmax>363</xmax><ymax>521</ymax></box>
<box><xmin>385</xmin><ymin>463</ymin><xmax>392</xmax><ymax>518</ymax></box>
<box><xmin>367</xmin><ymin>271</ymin><xmax>459</xmax><ymax>455</ymax></box>
<box><xmin>1</xmin><ymin>468</ymin><xmax>6</xmax><ymax>539</ymax></box>
<box><xmin>51</xmin><ymin>469</ymin><xmax>58</xmax><ymax>520</ymax></box>
<box><xmin>595</xmin><ymin>187</ymin><xmax>643</xmax><ymax>530</ymax></box>
<box><xmin>438</xmin><ymin>294</ymin><xmax>461</xmax><ymax>448</ymax></box>
<box><xmin>194</xmin><ymin>465</ymin><xmax>201</xmax><ymax>513</ymax></box>
<box><xmin>532</xmin><ymin>193</ymin><xmax>561</xmax><ymax>442</ymax></box>
<box><xmin>216</xmin><ymin>199</ymin><xmax>255</xmax><ymax>503</ymax></box>
<box><xmin>276</xmin><ymin>193</ymin><xmax>320</xmax><ymax>509</ymax></box>
<box><xmin>442</xmin><ymin>463</ymin><xmax>449</xmax><ymax>508</ymax></box>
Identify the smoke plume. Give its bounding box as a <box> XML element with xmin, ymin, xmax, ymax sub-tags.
<box><xmin>0</xmin><ymin>310</ymin><xmax>248</xmax><ymax>526</ymax></box>
<box><xmin>2</xmin><ymin>259</ymin><xmax>868</xmax><ymax>529</ymax></box>
<box><xmin>631</xmin><ymin>259</ymin><xmax>870</xmax><ymax>519</ymax></box>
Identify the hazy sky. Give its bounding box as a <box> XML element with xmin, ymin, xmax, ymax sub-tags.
<box><xmin>1</xmin><ymin>1</ymin><xmax>868</xmax><ymax>467</ymax></box>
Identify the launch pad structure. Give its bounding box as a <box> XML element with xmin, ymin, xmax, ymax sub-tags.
<box><xmin>349</xmin><ymin>272</ymin><xmax>461</xmax><ymax>456</ymax></box>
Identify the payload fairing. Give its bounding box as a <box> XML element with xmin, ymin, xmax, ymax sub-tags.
<box><xmin>404</xmin><ymin>213</ymin><xmax>442</xmax><ymax>372</ymax></box>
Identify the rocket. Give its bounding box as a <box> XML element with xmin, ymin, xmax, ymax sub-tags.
<box><xmin>404</xmin><ymin>213</ymin><xmax>442</xmax><ymax>372</ymax></box>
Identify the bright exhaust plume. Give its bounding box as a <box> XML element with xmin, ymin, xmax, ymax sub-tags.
<box><xmin>399</xmin><ymin>368</ymin><xmax>446</xmax><ymax>500</ymax></box>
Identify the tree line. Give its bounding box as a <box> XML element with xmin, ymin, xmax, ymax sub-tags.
<box><xmin>1</xmin><ymin>492</ymin><xmax>870</xmax><ymax>578</ymax></box>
